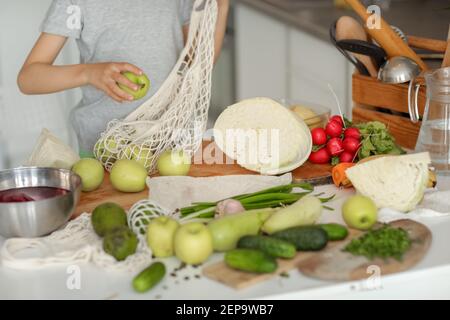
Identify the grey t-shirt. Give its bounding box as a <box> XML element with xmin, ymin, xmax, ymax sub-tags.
<box><xmin>41</xmin><ymin>0</ymin><xmax>194</xmax><ymax>152</ymax></box>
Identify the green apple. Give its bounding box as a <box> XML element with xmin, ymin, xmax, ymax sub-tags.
<box><xmin>72</xmin><ymin>158</ymin><xmax>105</xmax><ymax>192</ymax></box>
<box><xmin>174</xmin><ymin>222</ymin><xmax>213</xmax><ymax>265</ymax></box>
<box><xmin>110</xmin><ymin>159</ymin><xmax>147</xmax><ymax>193</ymax></box>
<box><xmin>118</xmin><ymin>72</ymin><xmax>150</xmax><ymax>100</ymax></box>
<box><xmin>146</xmin><ymin>216</ymin><xmax>180</xmax><ymax>257</ymax></box>
<box><xmin>342</xmin><ymin>195</ymin><xmax>378</xmax><ymax>230</ymax></box>
<box><xmin>157</xmin><ymin>150</ymin><xmax>191</xmax><ymax>176</ymax></box>
<box><xmin>120</xmin><ymin>144</ymin><xmax>153</xmax><ymax>171</ymax></box>
<box><xmin>94</xmin><ymin>137</ymin><xmax>123</xmax><ymax>163</ymax></box>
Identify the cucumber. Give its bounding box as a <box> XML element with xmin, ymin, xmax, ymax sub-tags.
<box><xmin>225</xmin><ymin>249</ymin><xmax>277</xmax><ymax>273</ymax></box>
<box><xmin>237</xmin><ymin>235</ymin><xmax>296</xmax><ymax>258</ymax></box>
<box><xmin>319</xmin><ymin>223</ymin><xmax>348</xmax><ymax>241</ymax></box>
<box><xmin>132</xmin><ymin>262</ymin><xmax>166</xmax><ymax>293</ymax></box>
<box><xmin>272</xmin><ymin>226</ymin><xmax>328</xmax><ymax>251</ymax></box>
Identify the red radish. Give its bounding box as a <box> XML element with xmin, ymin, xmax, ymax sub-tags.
<box><xmin>326</xmin><ymin>138</ymin><xmax>344</xmax><ymax>156</ymax></box>
<box><xmin>330</xmin><ymin>115</ymin><xmax>344</xmax><ymax>126</ymax></box>
<box><xmin>308</xmin><ymin>148</ymin><xmax>331</xmax><ymax>164</ymax></box>
<box><xmin>342</xmin><ymin>137</ymin><xmax>361</xmax><ymax>154</ymax></box>
<box><xmin>340</xmin><ymin>151</ymin><xmax>355</xmax><ymax>163</ymax></box>
<box><xmin>344</xmin><ymin>127</ymin><xmax>361</xmax><ymax>140</ymax></box>
<box><xmin>325</xmin><ymin>120</ymin><xmax>343</xmax><ymax>138</ymax></box>
<box><xmin>311</xmin><ymin>128</ymin><xmax>327</xmax><ymax>145</ymax></box>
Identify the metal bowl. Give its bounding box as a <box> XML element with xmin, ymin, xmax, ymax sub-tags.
<box><xmin>0</xmin><ymin>167</ymin><xmax>81</xmax><ymax>238</ymax></box>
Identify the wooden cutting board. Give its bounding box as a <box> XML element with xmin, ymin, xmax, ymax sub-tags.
<box><xmin>202</xmin><ymin>220</ymin><xmax>431</xmax><ymax>289</ymax></box>
<box><xmin>297</xmin><ymin>219</ymin><xmax>432</xmax><ymax>281</ymax></box>
<box><xmin>74</xmin><ymin>141</ymin><xmax>332</xmax><ymax>217</ymax></box>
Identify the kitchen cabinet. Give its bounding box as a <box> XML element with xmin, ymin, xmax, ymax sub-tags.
<box><xmin>235</xmin><ymin>3</ymin><xmax>289</xmax><ymax>101</ymax></box>
<box><xmin>288</xmin><ymin>28</ymin><xmax>352</xmax><ymax>116</ymax></box>
<box><xmin>235</xmin><ymin>3</ymin><xmax>352</xmax><ymax>115</ymax></box>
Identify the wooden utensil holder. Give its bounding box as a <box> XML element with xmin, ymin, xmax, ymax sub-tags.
<box><xmin>351</xmin><ymin>36</ymin><xmax>447</xmax><ymax>149</ymax></box>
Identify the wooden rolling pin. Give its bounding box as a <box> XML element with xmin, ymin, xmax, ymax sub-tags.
<box><xmin>408</xmin><ymin>36</ymin><xmax>447</xmax><ymax>53</ymax></box>
<box><xmin>442</xmin><ymin>25</ymin><xmax>450</xmax><ymax>68</ymax></box>
<box><xmin>345</xmin><ymin>0</ymin><xmax>428</xmax><ymax>71</ymax></box>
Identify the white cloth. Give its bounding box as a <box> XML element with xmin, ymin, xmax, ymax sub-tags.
<box><xmin>378</xmin><ymin>189</ymin><xmax>450</xmax><ymax>223</ymax></box>
<box><xmin>147</xmin><ymin>173</ymin><xmax>293</xmax><ymax>212</ymax></box>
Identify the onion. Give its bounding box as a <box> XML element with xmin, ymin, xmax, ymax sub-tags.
<box><xmin>215</xmin><ymin>199</ymin><xmax>245</xmax><ymax>218</ymax></box>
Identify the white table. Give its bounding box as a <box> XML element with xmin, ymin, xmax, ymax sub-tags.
<box><xmin>1</xmin><ymin>180</ymin><xmax>450</xmax><ymax>300</ymax></box>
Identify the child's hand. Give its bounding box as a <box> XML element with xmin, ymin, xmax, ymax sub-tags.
<box><xmin>85</xmin><ymin>62</ymin><xmax>143</xmax><ymax>102</ymax></box>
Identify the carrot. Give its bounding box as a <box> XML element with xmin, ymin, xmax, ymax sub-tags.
<box><xmin>332</xmin><ymin>162</ymin><xmax>356</xmax><ymax>188</ymax></box>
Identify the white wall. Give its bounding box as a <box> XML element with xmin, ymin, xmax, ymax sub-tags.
<box><xmin>0</xmin><ymin>0</ymin><xmax>81</xmax><ymax>169</ymax></box>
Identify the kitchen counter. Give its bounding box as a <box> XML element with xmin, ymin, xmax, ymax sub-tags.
<box><xmin>236</xmin><ymin>0</ymin><xmax>450</xmax><ymax>42</ymax></box>
<box><xmin>1</xmin><ymin>174</ymin><xmax>450</xmax><ymax>299</ymax></box>
<box><xmin>1</xmin><ymin>187</ymin><xmax>450</xmax><ymax>299</ymax></box>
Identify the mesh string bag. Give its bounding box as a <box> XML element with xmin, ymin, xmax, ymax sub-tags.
<box><xmin>94</xmin><ymin>0</ymin><xmax>218</xmax><ymax>172</ymax></box>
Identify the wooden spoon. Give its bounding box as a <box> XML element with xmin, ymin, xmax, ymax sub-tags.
<box><xmin>345</xmin><ymin>0</ymin><xmax>428</xmax><ymax>71</ymax></box>
<box><xmin>335</xmin><ymin>16</ymin><xmax>378</xmax><ymax>77</ymax></box>
<box><xmin>442</xmin><ymin>25</ymin><xmax>450</xmax><ymax>68</ymax></box>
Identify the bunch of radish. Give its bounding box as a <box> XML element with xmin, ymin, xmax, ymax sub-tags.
<box><xmin>308</xmin><ymin>115</ymin><xmax>361</xmax><ymax>165</ymax></box>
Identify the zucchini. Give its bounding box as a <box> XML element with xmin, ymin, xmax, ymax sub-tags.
<box><xmin>132</xmin><ymin>262</ymin><xmax>166</xmax><ymax>293</ymax></box>
<box><xmin>272</xmin><ymin>226</ymin><xmax>328</xmax><ymax>251</ymax></box>
<box><xmin>225</xmin><ymin>249</ymin><xmax>277</xmax><ymax>273</ymax></box>
<box><xmin>319</xmin><ymin>223</ymin><xmax>348</xmax><ymax>241</ymax></box>
<box><xmin>237</xmin><ymin>235</ymin><xmax>296</xmax><ymax>258</ymax></box>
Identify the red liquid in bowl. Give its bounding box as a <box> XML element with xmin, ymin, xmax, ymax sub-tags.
<box><xmin>0</xmin><ymin>187</ymin><xmax>70</xmax><ymax>203</ymax></box>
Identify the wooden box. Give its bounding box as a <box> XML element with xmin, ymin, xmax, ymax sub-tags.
<box><xmin>351</xmin><ymin>37</ymin><xmax>447</xmax><ymax>149</ymax></box>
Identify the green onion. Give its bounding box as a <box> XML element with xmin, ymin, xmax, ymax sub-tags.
<box><xmin>179</xmin><ymin>183</ymin><xmax>318</xmax><ymax>218</ymax></box>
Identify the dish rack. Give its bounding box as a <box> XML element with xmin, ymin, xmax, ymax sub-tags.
<box><xmin>351</xmin><ymin>36</ymin><xmax>447</xmax><ymax>149</ymax></box>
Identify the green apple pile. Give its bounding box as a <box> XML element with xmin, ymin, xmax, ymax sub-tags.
<box><xmin>146</xmin><ymin>217</ymin><xmax>213</xmax><ymax>265</ymax></box>
<box><xmin>110</xmin><ymin>159</ymin><xmax>148</xmax><ymax>193</ymax></box>
<box><xmin>72</xmin><ymin>158</ymin><xmax>104</xmax><ymax>192</ymax></box>
<box><xmin>156</xmin><ymin>150</ymin><xmax>191</xmax><ymax>176</ymax></box>
<box><xmin>119</xmin><ymin>144</ymin><xmax>153</xmax><ymax>171</ymax></box>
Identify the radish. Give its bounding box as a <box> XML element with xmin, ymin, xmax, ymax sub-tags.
<box><xmin>327</xmin><ymin>138</ymin><xmax>344</xmax><ymax>157</ymax></box>
<box><xmin>311</xmin><ymin>128</ymin><xmax>327</xmax><ymax>145</ymax></box>
<box><xmin>343</xmin><ymin>137</ymin><xmax>361</xmax><ymax>154</ymax></box>
<box><xmin>308</xmin><ymin>148</ymin><xmax>331</xmax><ymax>164</ymax></box>
<box><xmin>330</xmin><ymin>115</ymin><xmax>344</xmax><ymax>126</ymax></box>
<box><xmin>325</xmin><ymin>120</ymin><xmax>343</xmax><ymax>138</ymax></box>
<box><xmin>340</xmin><ymin>151</ymin><xmax>355</xmax><ymax>163</ymax></box>
<box><xmin>344</xmin><ymin>127</ymin><xmax>361</xmax><ymax>140</ymax></box>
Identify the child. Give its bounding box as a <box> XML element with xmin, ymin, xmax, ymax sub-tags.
<box><xmin>17</xmin><ymin>0</ymin><xmax>229</xmax><ymax>155</ymax></box>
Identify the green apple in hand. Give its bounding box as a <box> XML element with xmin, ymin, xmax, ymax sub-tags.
<box><xmin>118</xmin><ymin>72</ymin><xmax>150</xmax><ymax>100</ymax></box>
<box><xmin>342</xmin><ymin>195</ymin><xmax>378</xmax><ymax>230</ymax></box>
<box><xmin>146</xmin><ymin>216</ymin><xmax>180</xmax><ymax>257</ymax></box>
<box><xmin>72</xmin><ymin>158</ymin><xmax>104</xmax><ymax>192</ymax></box>
<box><xmin>174</xmin><ymin>222</ymin><xmax>213</xmax><ymax>265</ymax></box>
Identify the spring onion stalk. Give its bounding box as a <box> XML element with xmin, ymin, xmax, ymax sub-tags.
<box><xmin>179</xmin><ymin>183</ymin><xmax>316</xmax><ymax>218</ymax></box>
<box><xmin>318</xmin><ymin>195</ymin><xmax>336</xmax><ymax>203</ymax></box>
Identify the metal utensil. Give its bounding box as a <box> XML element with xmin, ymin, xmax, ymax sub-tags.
<box><xmin>345</xmin><ymin>0</ymin><xmax>428</xmax><ymax>71</ymax></box>
<box><xmin>0</xmin><ymin>167</ymin><xmax>81</xmax><ymax>238</ymax></box>
<box><xmin>390</xmin><ymin>25</ymin><xmax>407</xmax><ymax>43</ymax></box>
<box><xmin>336</xmin><ymin>39</ymin><xmax>387</xmax><ymax>70</ymax></box>
<box><xmin>331</xmin><ymin>16</ymin><xmax>379</xmax><ymax>77</ymax></box>
<box><xmin>378</xmin><ymin>56</ymin><xmax>421</xmax><ymax>84</ymax></box>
